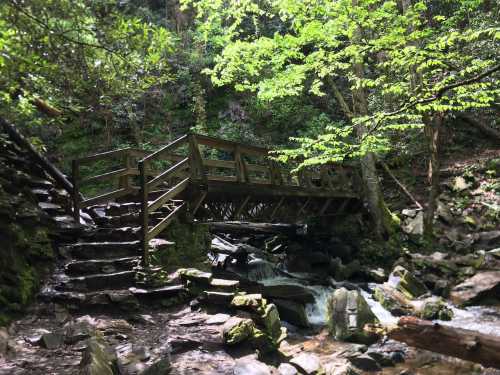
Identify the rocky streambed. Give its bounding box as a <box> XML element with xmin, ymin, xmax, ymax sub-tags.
<box><xmin>1</xmin><ymin>225</ymin><xmax>500</xmax><ymax>375</ymax></box>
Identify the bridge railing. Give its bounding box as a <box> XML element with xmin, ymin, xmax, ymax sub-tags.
<box><xmin>71</xmin><ymin>147</ymin><xmax>149</xmax><ymax>221</ymax></box>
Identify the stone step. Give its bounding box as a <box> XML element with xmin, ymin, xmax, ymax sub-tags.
<box><xmin>60</xmin><ymin>241</ymin><xmax>140</xmax><ymax>260</ymax></box>
<box><xmin>62</xmin><ymin>270</ymin><xmax>137</xmax><ymax>291</ymax></box>
<box><xmin>80</xmin><ymin>227</ymin><xmax>141</xmax><ymax>242</ymax></box>
<box><xmin>39</xmin><ymin>285</ymin><xmax>186</xmax><ymax>310</ymax></box>
<box><xmin>65</xmin><ymin>257</ymin><xmax>140</xmax><ymax>276</ymax></box>
<box><xmin>38</xmin><ymin>202</ymin><xmax>65</xmax><ymax>215</ymax></box>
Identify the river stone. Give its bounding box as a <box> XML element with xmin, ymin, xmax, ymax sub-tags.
<box><xmin>348</xmin><ymin>354</ymin><xmax>382</xmax><ymax>372</ymax></box>
<box><xmin>373</xmin><ymin>284</ymin><xmax>413</xmax><ymax>316</ymax></box>
<box><xmin>260</xmin><ymin>284</ymin><xmax>315</xmax><ymax>303</ymax></box>
<box><xmin>402</xmin><ymin>211</ymin><xmax>424</xmax><ymax>235</ymax></box>
<box><xmin>273</xmin><ymin>299</ymin><xmax>309</xmax><ymax>327</ymax></box>
<box><xmin>262</xmin><ymin>303</ymin><xmax>282</xmax><ymax>342</ymax></box>
<box><xmin>290</xmin><ymin>353</ymin><xmax>322</xmax><ymax>375</ymax></box>
<box><xmin>178</xmin><ymin>268</ymin><xmax>212</xmax><ymax>285</ymax></box>
<box><xmin>389</xmin><ymin>266</ymin><xmax>428</xmax><ymax>299</ymax></box>
<box><xmin>0</xmin><ymin>328</ymin><xmax>9</xmax><ymax>356</ymax></box>
<box><xmin>327</xmin><ymin>288</ymin><xmax>378</xmax><ymax>344</ymax></box>
<box><xmin>450</xmin><ymin>271</ymin><xmax>500</xmax><ymax>306</ymax></box>
<box><xmin>40</xmin><ymin>332</ymin><xmax>65</xmax><ymax>349</ymax></box>
<box><xmin>418</xmin><ymin>298</ymin><xmax>453</xmax><ymax>321</ymax></box>
<box><xmin>141</xmin><ymin>358</ymin><xmax>171</xmax><ymax>375</ymax></box>
<box><xmin>488</xmin><ymin>248</ymin><xmax>500</xmax><ymax>260</ymax></box>
<box><xmin>278</xmin><ymin>363</ymin><xmax>298</xmax><ymax>375</ymax></box>
<box><xmin>231</xmin><ymin>293</ymin><xmax>266</xmax><ymax>313</ymax></box>
<box><xmin>221</xmin><ymin>317</ymin><xmax>255</xmax><ymax>345</ymax></box>
<box><xmin>80</xmin><ymin>337</ymin><xmax>114</xmax><ymax>375</ymax></box>
<box><xmin>234</xmin><ymin>358</ymin><xmax>271</xmax><ymax>375</ymax></box>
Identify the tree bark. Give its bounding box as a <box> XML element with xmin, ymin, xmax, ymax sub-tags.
<box><xmin>388</xmin><ymin>316</ymin><xmax>500</xmax><ymax>369</ymax></box>
<box><xmin>423</xmin><ymin>113</ymin><xmax>443</xmax><ymax>237</ymax></box>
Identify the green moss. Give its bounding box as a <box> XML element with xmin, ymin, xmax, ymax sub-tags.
<box><xmin>151</xmin><ymin>220</ymin><xmax>210</xmax><ymax>272</ymax></box>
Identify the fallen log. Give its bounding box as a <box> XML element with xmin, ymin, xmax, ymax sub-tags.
<box><xmin>387</xmin><ymin>316</ymin><xmax>500</xmax><ymax>369</ymax></box>
<box><xmin>207</xmin><ymin>221</ymin><xmax>303</xmax><ymax>235</ymax></box>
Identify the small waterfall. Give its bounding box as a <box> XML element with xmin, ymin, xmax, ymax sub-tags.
<box><xmin>360</xmin><ymin>289</ymin><xmax>399</xmax><ymax>325</ymax></box>
<box><xmin>305</xmin><ymin>286</ymin><xmax>334</xmax><ymax>325</ymax></box>
<box><xmin>439</xmin><ymin>305</ymin><xmax>500</xmax><ymax>336</ymax></box>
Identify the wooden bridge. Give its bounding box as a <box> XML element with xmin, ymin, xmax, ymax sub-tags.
<box><xmin>71</xmin><ymin>133</ymin><xmax>360</xmax><ymax>265</ymax></box>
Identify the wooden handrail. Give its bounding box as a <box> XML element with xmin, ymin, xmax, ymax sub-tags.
<box><xmin>140</xmin><ymin>134</ymin><xmax>188</xmax><ymax>164</ymax></box>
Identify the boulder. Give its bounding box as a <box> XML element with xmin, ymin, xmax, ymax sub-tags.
<box><xmin>348</xmin><ymin>354</ymin><xmax>381</xmax><ymax>372</ymax></box>
<box><xmin>115</xmin><ymin>343</ymin><xmax>152</xmax><ymax>374</ymax></box>
<box><xmin>450</xmin><ymin>271</ymin><xmax>500</xmax><ymax>306</ymax></box>
<box><xmin>79</xmin><ymin>337</ymin><xmax>114</xmax><ymax>375</ymax></box>
<box><xmin>261</xmin><ymin>303</ymin><xmax>282</xmax><ymax>343</ymax></box>
<box><xmin>178</xmin><ymin>268</ymin><xmax>212</xmax><ymax>285</ymax></box>
<box><xmin>373</xmin><ymin>284</ymin><xmax>413</xmax><ymax>316</ymax></box>
<box><xmin>388</xmin><ymin>266</ymin><xmax>428</xmax><ymax>299</ymax></box>
<box><xmin>290</xmin><ymin>353</ymin><xmax>322</xmax><ymax>375</ymax></box>
<box><xmin>231</xmin><ymin>293</ymin><xmax>266</xmax><ymax>313</ymax></box>
<box><xmin>221</xmin><ymin>317</ymin><xmax>255</xmax><ymax>345</ymax></box>
<box><xmin>402</xmin><ymin>211</ymin><xmax>424</xmax><ymax>235</ymax></box>
<box><xmin>327</xmin><ymin>288</ymin><xmax>378</xmax><ymax>344</ymax></box>
<box><xmin>40</xmin><ymin>332</ymin><xmax>65</xmax><ymax>349</ymax></box>
<box><xmin>0</xmin><ymin>327</ymin><xmax>9</xmax><ymax>356</ymax></box>
<box><xmin>418</xmin><ymin>298</ymin><xmax>453</xmax><ymax>321</ymax></box>
<box><xmin>260</xmin><ymin>284</ymin><xmax>315</xmax><ymax>304</ymax></box>
<box><xmin>141</xmin><ymin>358</ymin><xmax>171</xmax><ymax>375</ymax></box>
<box><xmin>278</xmin><ymin>363</ymin><xmax>298</xmax><ymax>375</ymax></box>
<box><xmin>273</xmin><ymin>299</ymin><xmax>309</xmax><ymax>327</ymax></box>
<box><xmin>234</xmin><ymin>358</ymin><xmax>271</xmax><ymax>375</ymax></box>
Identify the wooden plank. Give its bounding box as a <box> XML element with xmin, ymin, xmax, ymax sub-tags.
<box><xmin>148</xmin><ymin>202</ymin><xmax>186</xmax><ymax>239</ymax></box>
<box><xmin>189</xmin><ymin>134</ymin><xmax>207</xmax><ymax>182</ymax></box>
<box><xmin>234</xmin><ymin>196</ymin><xmax>251</xmax><ymax>219</ymax></box>
<box><xmin>194</xmin><ymin>134</ymin><xmax>268</xmax><ymax>157</ymax></box>
<box><xmin>81</xmin><ymin>187</ymin><xmax>131</xmax><ymax>207</ymax></box>
<box><xmin>147</xmin><ymin>157</ymin><xmax>189</xmax><ymax>190</ymax></box>
<box><xmin>234</xmin><ymin>145</ymin><xmax>249</xmax><ymax>183</ymax></box>
<box><xmin>148</xmin><ymin>177</ymin><xmax>189</xmax><ymax>212</ymax></box>
<box><xmin>297</xmin><ymin>197</ymin><xmax>311</xmax><ymax>216</ymax></box>
<box><xmin>80</xmin><ymin>167</ymin><xmax>129</xmax><ymax>184</ymax></box>
<box><xmin>203</xmin><ymin>159</ymin><xmax>236</xmax><ymax>169</ymax></box>
<box><xmin>191</xmin><ymin>191</ymin><xmax>207</xmax><ymax>216</ymax></box>
<box><xmin>141</xmin><ymin>134</ymin><xmax>188</xmax><ymax>163</ymax></box>
<box><xmin>207</xmin><ymin>175</ymin><xmax>238</xmax><ymax>182</ymax></box>
<box><xmin>247</xmin><ymin>163</ymin><xmax>270</xmax><ymax>173</ymax></box>
<box><xmin>76</xmin><ymin>148</ymin><xmax>130</xmax><ymax>164</ymax></box>
<box><xmin>319</xmin><ymin>198</ymin><xmax>332</xmax><ymax>215</ymax></box>
<box><xmin>270</xmin><ymin>197</ymin><xmax>285</xmax><ymax>220</ymax></box>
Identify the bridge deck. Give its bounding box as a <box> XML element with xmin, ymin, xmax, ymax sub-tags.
<box><xmin>71</xmin><ymin>133</ymin><xmax>359</xmax><ymax>265</ymax></box>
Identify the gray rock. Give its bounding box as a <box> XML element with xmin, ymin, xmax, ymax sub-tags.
<box><xmin>450</xmin><ymin>271</ymin><xmax>500</xmax><ymax>306</ymax></box>
<box><xmin>327</xmin><ymin>288</ymin><xmax>378</xmax><ymax>344</ymax></box>
<box><xmin>221</xmin><ymin>317</ymin><xmax>255</xmax><ymax>345</ymax></box>
<box><xmin>260</xmin><ymin>284</ymin><xmax>315</xmax><ymax>304</ymax></box>
<box><xmin>348</xmin><ymin>354</ymin><xmax>382</xmax><ymax>372</ymax></box>
<box><xmin>290</xmin><ymin>353</ymin><xmax>322</xmax><ymax>375</ymax></box>
<box><xmin>278</xmin><ymin>363</ymin><xmax>298</xmax><ymax>375</ymax></box>
<box><xmin>0</xmin><ymin>328</ymin><xmax>9</xmax><ymax>356</ymax></box>
<box><xmin>234</xmin><ymin>358</ymin><xmax>271</xmax><ymax>375</ymax></box>
<box><xmin>273</xmin><ymin>299</ymin><xmax>309</xmax><ymax>327</ymax></box>
<box><xmin>402</xmin><ymin>211</ymin><xmax>423</xmax><ymax>235</ymax></box>
<box><xmin>389</xmin><ymin>266</ymin><xmax>428</xmax><ymax>299</ymax></box>
<box><xmin>142</xmin><ymin>358</ymin><xmax>171</xmax><ymax>375</ymax></box>
<box><xmin>205</xmin><ymin>313</ymin><xmax>231</xmax><ymax>325</ymax></box>
<box><xmin>40</xmin><ymin>332</ymin><xmax>65</xmax><ymax>349</ymax></box>
<box><xmin>80</xmin><ymin>337</ymin><xmax>114</xmax><ymax>375</ymax></box>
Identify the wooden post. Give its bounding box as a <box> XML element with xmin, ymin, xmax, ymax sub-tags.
<box><xmin>234</xmin><ymin>145</ymin><xmax>249</xmax><ymax>183</ymax></box>
<box><xmin>268</xmin><ymin>160</ymin><xmax>283</xmax><ymax>185</ymax></box>
<box><xmin>188</xmin><ymin>134</ymin><xmax>206</xmax><ymax>183</ymax></box>
<box><xmin>139</xmin><ymin>160</ymin><xmax>150</xmax><ymax>266</ymax></box>
<box><xmin>119</xmin><ymin>152</ymin><xmax>132</xmax><ymax>190</ymax></box>
<box><xmin>71</xmin><ymin>159</ymin><xmax>81</xmax><ymax>222</ymax></box>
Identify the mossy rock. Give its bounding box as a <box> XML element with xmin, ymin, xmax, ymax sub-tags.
<box><xmin>419</xmin><ymin>298</ymin><xmax>454</xmax><ymax>321</ymax></box>
<box><xmin>222</xmin><ymin>317</ymin><xmax>255</xmax><ymax>345</ymax></box>
<box><xmin>374</xmin><ymin>284</ymin><xmax>413</xmax><ymax>316</ymax></box>
<box><xmin>390</xmin><ymin>266</ymin><xmax>428</xmax><ymax>299</ymax></box>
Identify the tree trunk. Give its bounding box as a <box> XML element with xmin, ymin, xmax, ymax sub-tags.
<box><xmin>456</xmin><ymin>113</ymin><xmax>500</xmax><ymax>142</ymax></box>
<box><xmin>352</xmin><ymin>64</ymin><xmax>392</xmax><ymax>239</ymax></box>
<box><xmin>388</xmin><ymin>316</ymin><xmax>500</xmax><ymax>369</ymax></box>
<box><xmin>423</xmin><ymin>113</ymin><xmax>443</xmax><ymax>237</ymax></box>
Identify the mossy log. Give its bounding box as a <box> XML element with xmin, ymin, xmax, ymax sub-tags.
<box><xmin>388</xmin><ymin>316</ymin><xmax>500</xmax><ymax>369</ymax></box>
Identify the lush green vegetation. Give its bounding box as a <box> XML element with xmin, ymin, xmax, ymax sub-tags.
<box><xmin>1</xmin><ymin>0</ymin><xmax>498</xmax><ymax>238</ymax></box>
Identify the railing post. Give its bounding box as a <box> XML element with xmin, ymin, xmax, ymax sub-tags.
<box><xmin>188</xmin><ymin>134</ymin><xmax>206</xmax><ymax>183</ymax></box>
<box><xmin>139</xmin><ymin>160</ymin><xmax>150</xmax><ymax>266</ymax></box>
<box><xmin>119</xmin><ymin>152</ymin><xmax>132</xmax><ymax>190</ymax></box>
<box><xmin>268</xmin><ymin>160</ymin><xmax>282</xmax><ymax>185</ymax></box>
<box><xmin>234</xmin><ymin>145</ymin><xmax>249</xmax><ymax>183</ymax></box>
<box><xmin>71</xmin><ymin>159</ymin><xmax>80</xmax><ymax>223</ymax></box>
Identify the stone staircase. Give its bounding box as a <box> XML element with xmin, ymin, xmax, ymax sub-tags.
<box><xmin>40</xmin><ymin>200</ymin><xmax>190</xmax><ymax>312</ymax></box>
